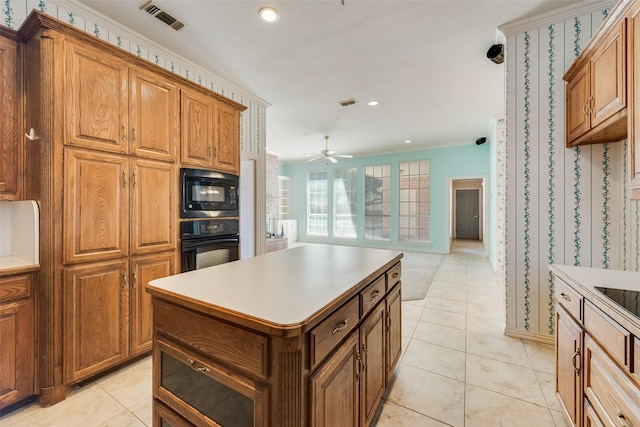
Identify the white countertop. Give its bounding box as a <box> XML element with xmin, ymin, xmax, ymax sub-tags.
<box><xmin>148</xmin><ymin>244</ymin><xmax>402</xmax><ymax>327</ymax></box>
<box><xmin>550</xmin><ymin>264</ymin><xmax>640</xmax><ymax>293</ymax></box>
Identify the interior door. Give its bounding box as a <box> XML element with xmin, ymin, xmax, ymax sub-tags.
<box><xmin>455</xmin><ymin>189</ymin><xmax>479</xmax><ymax>240</ymax></box>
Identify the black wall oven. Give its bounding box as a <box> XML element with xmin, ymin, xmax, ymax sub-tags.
<box><xmin>181</xmin><ymin>168</ymin><xmax>239</xmax><ymax>218</ymax></box>
<box><xmin>181</xmin><ymin>219</ymin><xmax>239</xmax><ymax>272</ymax></box>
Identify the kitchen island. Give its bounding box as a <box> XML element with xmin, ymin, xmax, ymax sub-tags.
<box><xmin>147</xmin><ymin>244</ymin><xmax>403</xmax><ymax>427</ymax></box>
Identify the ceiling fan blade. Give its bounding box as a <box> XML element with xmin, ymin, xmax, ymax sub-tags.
<box><xmin>304</xmin><ymin>153</ymin><xmax>320</xmax><ymax>157</ymax></box>
<box><xmin>328</xmin><ymin>156</ymin><xmax>338</xmax><ymax>164</ymax></box>
<box><xmin>307</xmin><ymin>156</ymin><xmax>323</xmax><ymax>162</ymax></box>
<box><xmin>334</xmin><ymin>154</ymin><xmax>353</xmax><ymax>158</ymax></box>
<box><xmin>326</xmin><ymin>150</ymin><xmax>336</xmax><ymax>156</ymax></box>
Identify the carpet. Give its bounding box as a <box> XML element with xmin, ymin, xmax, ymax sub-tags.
<box><xmin>400</xmin><ymin>251</ymin><xmax>445</xmax><ymax>301</ymax></box>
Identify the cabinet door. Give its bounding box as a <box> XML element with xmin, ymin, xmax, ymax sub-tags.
<box><xmin>130</xmin><ymin>252</ymin><xmax>174</xmax><ymax>356</ymax></box>
<box><xmin>130</xmin><ymin>68</ymin><xmax>179</xmax><ymax>161</ymax></box>
<box><xmin>213</xmin><ymin>102</ymin><xmax>240</xmax><ymax>175</ymax></box>
<box><xmin>590</xmin><ymin>19</ymin><xmax>626</xmax><ymax>128</ymax></box>
<box><xmin>556</xmin><ymin>304</ymin><xmax>583</xmax><ymax>427</ymax></box>
<box><xmin>0</xmin><ymin>35</ymin><xmax>21</xmax><ymax>200</ymax></box>
<box><xmin>65</xmin><ymin>41</ymin><xmax>128</xmax><ymax>153</ymax></box>
<box><xmin>64</xmin><ymin>260</ymin><xmax>129</xmax><ymax>383</ymax></box>
<box><xmin>310</xmin><ymin>332</ymin><xmax>359</xmax><ymax>427</ymax></box>
<box><xmin>386</xmin><ymin>284</ymin><xmax>401</xmax><ymax>384</ymax></box>
<box><xmin>629</xmin><ymin>12</ymin><xmax>640</xmax><ymax>198</ymax></box>
<box><xmin>359</xmin><ymin>303</ymin><xmax>385</xmax><ymax>427</ymax></box>
<box><xmin>566</xmin><ymin>65</ymin><xmax>591</xmax><ymax>144</ymax></box>
<box><xmin>0</xmin><ymin>292</ymin><xmax>35</xmax><ymax>409</ymax></box>
<box><xmin>180</xmin><ymin>89</ymin><xmax>213</xmax><ymax>168</ymax></box>
<box><xmin>64</xmin><ymin>149</ymin><xmax>129</xmax><ymax>263</ymax></box>
<box><xmin>130</xmin><ymin>159</ymin><xmax>175</xmax><ymax>255</ymax></box>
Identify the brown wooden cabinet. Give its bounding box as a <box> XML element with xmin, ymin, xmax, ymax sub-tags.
<box><xmin>555</xmin><ymin>304</ymin><xmax>583</xmax><ymax>427</ymax></box>
<box><xmin>0</xmin><ymin>273</ymin><xmax>35</xmax><ymax>409</ymax></box>
<box><xmin>359</xmin><ymin>303</ymin><xmax>386</xmax><ymax>427</ymax></box>
<box><xmin>64</xmin><ymin>252</ymin><xmax>174</xmax><ymax>383</ymax></box>
<box><xmin>628</xmin><ymin>7</ymin><xmax>640</xmax><ymax>199</ymax></box>
<box><xmin>180</xmin><ymin>88</ymin><xmax>240</xmax><ymax>175</ymax></box>
<box><xmin>565</xmin><ymin>18</ymin><xmax>627</xmax><ymax>147</ymax></box>
<box><xmin>213</xmin><ymin>101</ymin><xmax>240</xmax><ymax>175</ymax></box>
<box><xmin>552</xmin><ymin>265</ymin><xmax>640</xmax><ymax>427</ymax></box>
<box><xmin>0</xmin><ymin>31</ymin><xmax>22</xmax><ymax>200</ymax></box>
<box><xmin>310</xmin><ymin>332</ymin><xmax>360</xmax><ymax>427</ymax></box>
<box><xmin>129</xmin><ymin>252</ymin><xmax>174</xmax><ymax>356</ymax></box>
<box><xmin>65</xmin><ymin>40</ymin><xmax>178</xmax><ymax>161</ymax></box>
<box><xmin>150</xmin><ymin>252</ymin><xmax>402</xmax><ymax>427</ymax></box>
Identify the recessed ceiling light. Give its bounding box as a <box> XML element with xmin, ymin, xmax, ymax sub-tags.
<box><xmin>404</xmin><ymin>140</ymin><xmax>412</xmax><ymax>144</ymax></box>
<box><xmin>367</xmin><ymin>100</ymin><xmax>379</xmax><ymax>106</ymax></box>
<box><xmin>259</xmin><ymin>7</ymin><xmax>279</xmax><ymax>23</ymax></box>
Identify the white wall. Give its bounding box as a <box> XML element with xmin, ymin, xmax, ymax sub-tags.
<box><xmin>502</xmin><ymin>1</ymin><xmax>640</xmax><ymax>340</ymax></box>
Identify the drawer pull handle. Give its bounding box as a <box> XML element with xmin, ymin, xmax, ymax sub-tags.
<box><xmin>572</xmin><ymin>349</ymin><xmax>580</xmax><ymax>375</ymax></box>
<box><xmin>560</xmin><ymin>293</ymin><xmax>572</xmax><ymax>302</ymax></box>
<box><xmin>187</xmin><ymin>358</ymin><xmax>212</xmax><ymax>374</ymax></box>
<box><xmin>332</xmin><ymin>318</ymin><xmax>349</xmax><ymax>335</ymax></box>
<box><xmin>392</xmin><ymin>272</ymin><xmax>399</xmax><ymax>278</ymax></box>
<box><xmin>616</xmin><ymin>410</ymin><xmax>628</xmax><ymax>427</ymax></box>
<box><xmin>370</xmin><ymin>290</ymin><xmax>380</xmax><ymax>300</ymax></box>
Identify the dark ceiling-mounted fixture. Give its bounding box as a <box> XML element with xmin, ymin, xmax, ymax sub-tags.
<box><xmin>476</xmin><ymin>137</ymin><xmax>487</xmax><ymax>145</ymax></box>
<box><xmin>487</xmin><ymin>44</ymin><xmax>504</xmax><ymax>64</ymax></box>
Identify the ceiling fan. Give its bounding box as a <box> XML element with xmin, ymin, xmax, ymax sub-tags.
<box><xmin>305</xmin><ymin>135</ymin><xmax>354</xmax><ymax>163</ymax></box>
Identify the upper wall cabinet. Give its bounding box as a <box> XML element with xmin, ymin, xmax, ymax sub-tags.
<box><xmin>629</xmin><ymin>7</ymin><xmax>640</xmax><ymax>198</ymax></box>
<box><xmin>0</xmin><ymin>32</ymin><xmax>22</xmax><ymax>200</ymax></box>
<box><xmin>65</xmin><ymin>40</ymin><xmax>179</xmax><ymax>162</ymax></box>
<box><xmin>180</xmin><ymin>88</ymin><xmax>240</xmax><ymax>175</ymax></box>
<box><xmin>565</xmin><ymin>18</ymin><xmax>627</xmax><ymax>147</ymax></box>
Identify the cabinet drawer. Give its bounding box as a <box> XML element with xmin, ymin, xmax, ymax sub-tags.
<box><xmin>555</xmin><ymin>279</ymin><xmax>582</xmax><ymax>321</ymax></box>
<box><xmin>310</xmin><ymin>297</ymin><xmax>359</xmax><ymax>368</ymax></box>
<box><xmin>0</xmin><ymin>274</ymin><xmax>30</xmax><ymax>303</ymax></box>
<box><xmin>387</xmin><ymin>262</ymin><xmax>401</xmax><ymax>290</ymax></box>
<box><xmin>584</xmin><ymin>335</ymin><xmax>640</xmax><ymax>427</ymax></box>
<box><xmin>360</xmin><ymin>275</ymin><xmax>385</xmax><ymax>316</ymax></box>
<box><xmin>584</xmin><ymin>300</ymin><xmax>630</xmax><ymax>368</ymax></box>
<box><xmin>154</xmin><ymin>299</ymin><xmax>269</xmax><ymax>379</ymax></box>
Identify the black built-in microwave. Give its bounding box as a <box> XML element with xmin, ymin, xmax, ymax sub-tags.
<box><xmin>180</xmin><ymin>168</ymin><xmax>239</xmax><ymax>218</ymax></box>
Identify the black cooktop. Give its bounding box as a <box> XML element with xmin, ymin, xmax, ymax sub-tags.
<box><xmin>594</xmin><ymin>287</ymin><xmax>640</xmax><ymax>319</ymax></box>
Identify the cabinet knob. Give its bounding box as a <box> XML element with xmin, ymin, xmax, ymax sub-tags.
<box><xmin>331</xmin><ymin>318</ymin><xmax>349</xmax><ymax>335</ymax></box>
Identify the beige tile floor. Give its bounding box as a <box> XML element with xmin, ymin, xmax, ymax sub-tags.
<box><xmin>0</xmin><ymin>239</ymin><xmax>568</xmax><ymax>427</ymax></box>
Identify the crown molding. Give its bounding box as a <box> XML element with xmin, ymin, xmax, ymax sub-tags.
<box><xmin>499</xmin><ymin>0</ymin><xmax>616</xmax><ymax>37</ymax></box>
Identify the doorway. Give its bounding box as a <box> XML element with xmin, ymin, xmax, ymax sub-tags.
<box><xmin>450</xmin><ymin>178</ymin><xmax>484</xmax><ymax>243</ymax></box>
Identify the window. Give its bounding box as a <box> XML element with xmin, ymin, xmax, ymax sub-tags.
<box><xmin>364</xmin><ymin>164</ymin><xmax>391</xmax><ymax>240</ymax></box>
<box><xmin>307</xmin><ymin>171</ymin><xmax>328</xmax><ymax>236</ymax></box>
<box><xmin>399</xmin><ymin>160</ymin><xmax>430</xmax><ymax>242</ymax></box>
<box><xmin>333</xmin><ymin>168</ymin><xmax>357</xmax><ymax>238</ymax></box>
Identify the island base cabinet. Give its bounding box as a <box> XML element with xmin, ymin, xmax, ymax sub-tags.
<box><xmin>359</xmin><ymin>304</ymin><xmax>386</xmax><ymax>427</ymax></box>
<box><xmin>154</xmin><ymin>338</ymin><xmax>267</xmax><ymax>427</ymax></box>
<box><xmin>310</xmin><ymin>332</ymin><xmax>360</xmax><ymax>427</ymax></box>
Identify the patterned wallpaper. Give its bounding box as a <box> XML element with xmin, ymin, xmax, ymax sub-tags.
<box><xmin>504</xmin><ymin>5</ymin><xmax>640</xmax><ymax>339</ymax></box>
<box><xmin>1</xmin><ymin>0</ymin><xmax>268</xmax><ymax>160</ymax></box>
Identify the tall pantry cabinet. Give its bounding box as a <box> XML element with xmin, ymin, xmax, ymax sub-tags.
<box><xmin>20</xmin><ymin>12</ymin><xmax>182</xmax><ymax>404</ymax></box>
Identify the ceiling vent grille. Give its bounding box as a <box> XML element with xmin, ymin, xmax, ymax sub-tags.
<box><xmin>338</xmin><ymin>98</ymin><xmax>358</xmax><ymax>107</ymax></box>
<box><xmin>140</xmin><ymin>1</ymin><xmax>185</xmax><ymax>31</ymax></box>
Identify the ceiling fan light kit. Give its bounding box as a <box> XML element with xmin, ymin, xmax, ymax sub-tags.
<box><xmin>305</xmin><ymin>135</ymin><xmax>354</xmax><ymax>163</ymax></box>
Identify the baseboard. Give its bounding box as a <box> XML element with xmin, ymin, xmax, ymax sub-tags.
<box><xmin>504</xmin><ymin>328</ymin><xmax>555</xmax><ymax>346</ymax></box>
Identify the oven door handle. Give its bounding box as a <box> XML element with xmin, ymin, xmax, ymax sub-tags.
<box><xmin>181</xmin><ymin>236</ymin><xmax>240</xmax><ymax>250</ymax></box>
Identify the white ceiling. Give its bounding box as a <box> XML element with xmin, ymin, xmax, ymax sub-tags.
<box><xmin>78</xmin><ymin>0</ymin><xmax>581</xmax><ymax>162</ymax></box>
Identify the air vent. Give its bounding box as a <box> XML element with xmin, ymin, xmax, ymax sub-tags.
<box><xmin>140</xmin><ymin>1</ymin><xmax>185</xmax><ymax>31</ymax></box>
<box><xmin>338</xmin><ymin>98</ymin><xmax>358</xmax><ymax>107</ymax></box>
